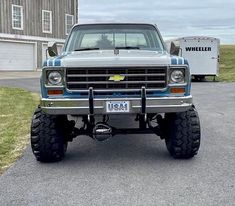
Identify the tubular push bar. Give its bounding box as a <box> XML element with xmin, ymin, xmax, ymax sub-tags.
<box><xmin>88</xmin><ymin>86</ymin><xmax>147</xmax><ymax>114</ymax></box>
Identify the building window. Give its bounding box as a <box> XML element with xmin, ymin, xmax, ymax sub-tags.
<box><xmin>42</xmin><ymin>10</ymin><xmax>52</xmax><ymax>33</ymax></box>
<box><xmin>12</xmin><ymin>5</ymin><xmax>23</xmax><ymax>30</ymax></box>
<box><xmin>65</xmin><ymin>14</ymin><xmax>74</xmax><ymax>35</ymax></box>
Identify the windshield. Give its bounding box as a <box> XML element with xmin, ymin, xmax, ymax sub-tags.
<box><xmin>65</xmin><ymin>24</ymin><xmax>165</xmax><ymax>52</ymax></box>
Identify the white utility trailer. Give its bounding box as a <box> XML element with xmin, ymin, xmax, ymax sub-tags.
<box><xmin>166</xmin><ymin>36</ymin><xmax>220</xmax><ymax>80</ymax></box>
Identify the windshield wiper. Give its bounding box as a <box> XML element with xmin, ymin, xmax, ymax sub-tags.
<box><xmin>115</xmin><ymin>46</ymin><xmax>140</xmax><ymax>50</ymax></box>
<box><xmin>74</xmin><ymin>47</ymin><xmax>140</xmax><ymax>51</ymax></box>
<box><xmin>74</xmin><ymin>47</ymin><xmax>100</xmax><ymax>51</ymax></box>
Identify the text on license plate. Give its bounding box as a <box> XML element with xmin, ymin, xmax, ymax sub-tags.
<box><xmin>106</xmin><ymin>101</ymin><xmax>130</xmax><ymax>113</ymax></box>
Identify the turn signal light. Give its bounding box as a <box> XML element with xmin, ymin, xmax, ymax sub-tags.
<box><xmin>170</xmin><ymin>88</ymin><xmax>185</xmax><ymax>94</ymax></box>
<box><xmin>48</xmin><ymin>90</ymin><xmax>63</xmax><ymax>95</ymax></box>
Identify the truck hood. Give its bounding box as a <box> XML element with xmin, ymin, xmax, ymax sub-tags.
<box><xmin>45</xmin><ymin>50</ymin><xmax>174</xmax><ymax>67</ymax></box>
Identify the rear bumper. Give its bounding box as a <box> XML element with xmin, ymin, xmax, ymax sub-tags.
<box><xmin>40</xmin><ymin>95</ymin><xmax>193</xmax><ymax>115</ymax></box>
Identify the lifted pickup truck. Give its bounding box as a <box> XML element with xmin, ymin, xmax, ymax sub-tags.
<box><xmin>31</xmin><ymin>23</ymin><xmax>201</xmax><ymax>162</ymax></box>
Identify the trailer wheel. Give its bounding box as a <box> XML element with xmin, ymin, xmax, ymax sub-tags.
<box><xmin>194</xmin><ymin>75</ymin><xmax>205</xmax><ymax>81</ymax></box>
<box><xmin>164</xmin><ymin>107</ymin><xmax>201</xmax><ymax>159</ymax></box>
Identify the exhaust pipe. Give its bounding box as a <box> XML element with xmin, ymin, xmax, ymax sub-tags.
<box><xmin>93</xmin><ymin>123</ymin><xmax>112</xmax><ymax>141</ymax></box>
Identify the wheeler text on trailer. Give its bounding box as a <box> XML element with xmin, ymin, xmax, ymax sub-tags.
<box><xmin>31</xmin><ymin>23</ymin><xmax>201</xmax><ymax>162</ymax></box>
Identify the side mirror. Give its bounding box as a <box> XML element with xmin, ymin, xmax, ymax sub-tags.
<box><xmin>170</xmin><ymin>42</ymin><xmax>180</xmax><ymax>56</ymax></box>
<box><xmin>48</xmin><ymin>42</ymin><xmax>58</xmax><ymax>57</ymax></box>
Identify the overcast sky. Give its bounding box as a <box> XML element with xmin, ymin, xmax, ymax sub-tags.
<box><xmin>79</xmin><ymin>0</ymin><xmax>235</xmax><ymax>44</ymax></box>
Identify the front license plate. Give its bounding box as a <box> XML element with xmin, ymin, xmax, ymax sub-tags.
<box><xmin>106</xmin><ymin>101</ymin><xmax>130</xmax><ymax>113</ymax></box>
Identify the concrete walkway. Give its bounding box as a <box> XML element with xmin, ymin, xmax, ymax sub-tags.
<box><xmin>0</xmin><ymin>71</ymin><xmax>41</xmax><ymax>80</ymax></box>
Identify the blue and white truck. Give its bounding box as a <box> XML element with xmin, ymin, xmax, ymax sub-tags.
<box><xmin>31</xmin><ymin>23</ymin><xmax>201</xmax><ymax>162</ymax></box>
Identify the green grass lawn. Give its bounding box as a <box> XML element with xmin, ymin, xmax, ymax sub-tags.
<box><xmin>217</xmin><ymin>45</ymin><xmax>235</xmax><ymax>82</ymax></box>
<box><xmin>0</xmin><ymin>87</ymin><xmax>39</xmax><ymax>174</ymax></box>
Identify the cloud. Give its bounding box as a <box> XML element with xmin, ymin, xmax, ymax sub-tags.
<box><xmin>79</xmin><ymin>0</ymin><xmax>235</xmax><ymax>43</ymax></box>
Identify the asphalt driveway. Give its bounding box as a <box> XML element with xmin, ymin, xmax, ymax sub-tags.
<box><xmin>0</xmin><ymin>77</ymin><xmax>235</xmax><ymax>206</ymax></box>
<box><xmin>0</xmin><ymin>78</ymin><xmax>40</xmax><ymax>93</ymax></box>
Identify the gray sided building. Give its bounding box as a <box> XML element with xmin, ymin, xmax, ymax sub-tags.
<box><xmin>0</xmin><ymin>0</ymin><xmax>78</xmax><ymax>71</ymax></box>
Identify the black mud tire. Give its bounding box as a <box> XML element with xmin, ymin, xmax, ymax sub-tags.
<box><xmin>31</xmin><ymin>108</ymin><xmax>68</xmax><ymax>162</ymax></box>
<box><xmin>164</xmin><ymin>107</ymin><xmax>201</xmax><ymax>159</ymax></box>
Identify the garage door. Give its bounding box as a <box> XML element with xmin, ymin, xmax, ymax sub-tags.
<box><xmin>0</xmin><ymin>41</ymin><xmax>36</xmax><ymax>71</ymax></box>
<box><xmin>42</xmin><ymin>43</ymin><xmax>63</xmax><ymax>65</ymax></box>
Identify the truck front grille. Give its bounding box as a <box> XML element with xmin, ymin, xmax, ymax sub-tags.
<box><xmin>66</xmin><ymin>67</ymin><xmax>167</xmax><ymax>91</ymax></box>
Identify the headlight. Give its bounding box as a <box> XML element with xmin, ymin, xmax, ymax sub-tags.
<box><xmin>170</xmin><ymin>70</ymin><xmax>185</xmax><ymax>83</ymax></box>
<box><xmin>48</xmin><ymin>71</ymin><xmax>62</xmax><ymax>85</ymax></box>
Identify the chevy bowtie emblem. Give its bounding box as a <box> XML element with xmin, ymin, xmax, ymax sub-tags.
<box><xmin>109</xmin><ymin>75</ymin><xmax>125</xmax><ymax>82</ymax></box>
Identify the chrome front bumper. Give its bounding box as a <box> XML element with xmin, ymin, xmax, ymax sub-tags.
<box><xmin>40</xmin><ymin>95</ymin><xmax>193</xmax><ymax>115</ymax></box>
